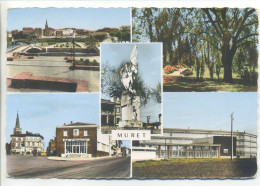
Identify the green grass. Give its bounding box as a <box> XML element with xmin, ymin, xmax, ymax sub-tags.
<box><xmin>133</xmin><ymin>158</ymin><xmax>257</xmax><ymax>179</ymax></box>
<box><xmin>164</xmin><ymin>67</ymin><xmax>257</xmax><ymax>92</ymax></box>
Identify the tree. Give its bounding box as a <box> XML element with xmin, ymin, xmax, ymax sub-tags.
<box><xmin>202</xmin><ymin>8</ymin><xmax>258</xmax><ymax>83</ymax></box>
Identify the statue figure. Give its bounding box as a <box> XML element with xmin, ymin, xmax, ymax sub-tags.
<box><xmin>120</xmin><ymin>45</ymin><xmax>138</xmax><ymax>94</ymax></box>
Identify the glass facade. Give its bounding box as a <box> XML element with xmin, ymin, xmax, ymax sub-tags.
<box><xmin>65</xmin><ymin>141</ymin><xmax>87</xmax><ymax>154</ymax></box>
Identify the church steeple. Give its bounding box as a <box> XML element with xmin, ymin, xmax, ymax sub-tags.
<box><xmin>45</xmin><ymin>19</ymin><xmax>48</xmax><ymax>29</ymax></box>
<box><xmin>15</xmin><ymin>111</ymin><xmax>20</xmax><ymax>128</ymax></box>
<box><xmin>13</xmin><ymin>111</ymin><xmax>22</xmax><ymax>135</ymax></box>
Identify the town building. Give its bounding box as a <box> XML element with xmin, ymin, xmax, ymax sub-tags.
<box><xmin>34</xmin><ymin>28</ymin><xmax>43</xmax><ymax>38</ymax></box>
<box><xmin>132</xmin><ymin>128</ymin><xmax>257</xmax><ymax>159</ymax></box>
<box><xmin>47</xmin><ymin>138</ymin><xmax>56</xmax><ymax>156</ymax></box>
<box><xmin>11</xmin><ymin>30</ymin><xmax>19</xmax><ymax>36</ymax></box>
<box><xmin>119</xmin><ymin>25</ymin><xmax>130</xmax><ymax>32</ymax></box>
<box><xmin>55</xmin><ymin>121</ymin><xmax>111</xmax><ymax>158</ymax></box>
<box><xmin>62</xmin><ymin>28</ymin><xmax>74</xmax><ymax>37</ymax></box>
<box><xmin>10</xmin><ymin>112</ymin><xmax>44</xmax><ymax>155</ymax></box>
<box><xmin>101</xmin><ymin>98</ymin><xmax>121</xmax><ymax>127</ymax></box>
<box><xmin>56</xmin><ymin>29</ymin><xmax>63</xmax><ymax>37</ymax></box>
<box><xmin>22</xmin><ymin>27</ymin><xmax>34</xmax><ymax>35</ymax></box>
<box><xmin>43</xmin><ymin>20</ymin><xmax>56</xmax><ymax>36</ymax></box>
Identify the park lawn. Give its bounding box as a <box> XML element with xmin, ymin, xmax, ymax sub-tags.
<box><xmin>132</xmin><ymin>158</ymin><xmax>257</xmax><ymax>179</ymax></box>
<box><xmin>164</xmin><ymin>68</ymin><xmax>257</xmax><ymax>92</ymax></box>
<box><xmin>164</xmin><ymin>80</ymin><xmax>257</xmax><ymax>92</ymax></box>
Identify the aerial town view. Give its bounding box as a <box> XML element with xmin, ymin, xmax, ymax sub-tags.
<box><xmin>6</xmin><ymin>8</ymin><xmax>130</xmax><ymax>92</ymax></box>
<box><xmin>6</xmin><ymin>94</ymin><xmax>131</xmax><ymax>179</ymax></box>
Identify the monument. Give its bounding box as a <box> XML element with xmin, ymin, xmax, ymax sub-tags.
<box><xmin>118</xmin><ymin>45</ymin><xmax>143</xmax><ymax>128</ymax></box>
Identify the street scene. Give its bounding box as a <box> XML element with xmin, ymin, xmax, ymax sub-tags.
<box><xmin>6</xmin><ymin>94</ymin><xmax>131</xmax><ymax>179</ymax></box>
<box><xmin>101</xmin><ymin>44</ymin><xmax>162</xmax><ymax>134</ymax></box>
<box><xmin>7</xmin><ymin>8</ymin><xmax>131</xmax><ymax>92</ymax></box>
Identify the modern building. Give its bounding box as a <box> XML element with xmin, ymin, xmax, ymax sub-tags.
<box><xmin>10</xmin><ymin>112</ymin><xmax>44</xmax><ymax>155</ymax></box>
<box><xmin>132</xmin><ymin>128</ymin><xmax>257</xmax><ymax>159</ymax></box>
<box><xmin>55</xmin><ymin>121</ymin><xmax>111</xmax><ymax>158</ymax></box>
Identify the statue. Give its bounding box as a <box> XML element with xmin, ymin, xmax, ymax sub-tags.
<box><xmin>120</xmin><ymin>45</ymin><xmax>138</xmax><ymax>94</ymax></box>
<box><xmin>118</xmin><ymin>45</ymin><xmax>142</xmax><ymax>128</ymax></box>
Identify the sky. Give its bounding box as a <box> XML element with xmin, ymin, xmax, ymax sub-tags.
<box><xmin>163</xmin><ymin>92</ymin><xmax>258</xmax><ymax>135</ymax></box>
<box><xmin>7</xmin><ymin>8</ymin><xmax>130</xmax><ymax>31</ymax></box>
<box><xmin>101</xmin><ymin>43</ymin><xmax>162</xmax><ymax>122</ymax></box>
<box><xmin>6</xmin><ymin>93</ymin><xmax>99</xmax><ymax>150</ymax></box>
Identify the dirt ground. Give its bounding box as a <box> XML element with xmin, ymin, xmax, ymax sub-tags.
<box><xmin>163</xmin><ymin>78</ymin><xmax>257</xmax><ymax>92</ymax></box>
<box><xmin>132</xmin><ymin>158</ymin><xmax>257</xmax><ymax>179</ymax></box>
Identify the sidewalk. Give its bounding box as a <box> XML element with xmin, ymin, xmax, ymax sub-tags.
<box><xmin>47</xmin><ymin>156</ymin><xmax>113</xmax><ymax>161</ymax></box>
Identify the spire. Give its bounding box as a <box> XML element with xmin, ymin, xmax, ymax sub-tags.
<box><xmin>15</xmin><ymin>111</ymin><xmax>20</xmax><ymax>128</ymax></box>
<box><xmin>45</xmin><ymin>19</ymin><xmax>48</xmax><ymax>29</ymax></box>
<box><xmin>13</xmin><ymin>111</ymin><xmax>22</xmax><ymax>135</ymax></box>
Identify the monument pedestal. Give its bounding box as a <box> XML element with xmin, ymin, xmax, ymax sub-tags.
<box><xmin>118</xmin><ymin>93</ymin><xmax>142</xmax><ymax>128</ymax></box>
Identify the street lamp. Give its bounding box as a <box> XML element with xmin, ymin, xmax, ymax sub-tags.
<box><xmin>72</xmin><ymin>33</ymin><xmax>76</xmax><ymax>70</ymax></box>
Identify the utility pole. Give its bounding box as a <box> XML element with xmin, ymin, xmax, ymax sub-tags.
<box><xmin>231</xmin><ymin>112</ymin><xmax>234</xmax><ymax>160</ymax></box>
<box><xmin>72</xmin><ymin>33</ymin><xmax>76</xmax><ymax>70</ymax></box>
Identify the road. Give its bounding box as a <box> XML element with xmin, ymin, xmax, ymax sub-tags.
<box><xmin>7</xmin><ymin>155</ymin><xmax>130</xmax><ymax>179</ymax></box>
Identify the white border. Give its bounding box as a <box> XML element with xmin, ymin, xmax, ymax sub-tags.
<box><xmin>1</xmin><ymin>1</ymin><xmax>260</xmax><ymax>186</ymax></box>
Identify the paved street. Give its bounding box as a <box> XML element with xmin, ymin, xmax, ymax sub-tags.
<box><xmin>7</xmin><ymin>155</ymin><xmax>130</xmax><ymax>179</ymax></box>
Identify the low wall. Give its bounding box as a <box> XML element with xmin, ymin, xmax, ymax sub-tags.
<box><xmin>11</xmin><ymin>72</ymin><xmax>78</xmax><ymax>92</ymax></box>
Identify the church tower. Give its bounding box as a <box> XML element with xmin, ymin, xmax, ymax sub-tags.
<box><xmin>45</xmin><ymin>19</ymin><xmax>48</xmax><ymax>29</ymax></box>
<box><xmin>13</xmin><ymin>112</ymin><xmax>22</xmax><ymax>135</ymax></box>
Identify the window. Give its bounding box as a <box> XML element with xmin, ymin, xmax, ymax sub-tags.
<box><xmin>15</xmin><ymin>142</ymin><xmax>18</xmax><ymax>147</ymax></box>
<box><xmin>84</xmin><ymin>130</ymin><xmax>88</xmax><ymax>136</ymax></box>
<box><xmin>65</xmin><ymin>141</ymin><xmax>87</xmax><ymax>154</ymax></box>
<box><xmin>73</xmin><ymin>129</ymin><xmax>79</xmax><ymax>136</ymax></box>
<box><xmin>63</xmin><ymin>130</ymin><xmax>68</xmax><ymax>136</ymax></box>
<box><xmin>116</xmin><ymin>107</ymin><xmax>120</xmax><ymax>113</ymax></box>
<box><xmin>223</xmin><ymin>149</ymin><xmax>228</xmax><ymax>153</ymax></box>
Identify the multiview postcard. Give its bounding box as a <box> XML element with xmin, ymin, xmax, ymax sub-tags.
<box><xmin>2</xmin><ymin>4</ymin><xmax>258</xmax><ymax>185</ymax></box>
